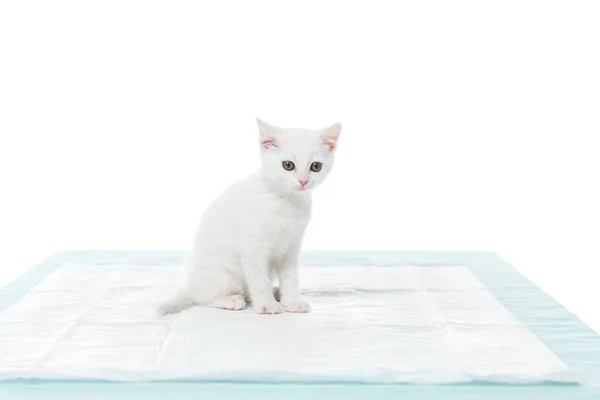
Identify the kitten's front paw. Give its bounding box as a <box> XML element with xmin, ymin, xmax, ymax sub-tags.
<box><xmin>253</xmin><ymin>297</ymin><xmax>284</xmax><ymax>315</ymax></box>
<box><xmin>281</xmin><ymin>298</ymin><xmax>311</xmax><ymax>313</ymax></box>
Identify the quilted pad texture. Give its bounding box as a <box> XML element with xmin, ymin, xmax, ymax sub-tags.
<box><xmin>0</xmin><ymin>263</ymin><xmax>578</xmax><ymax>384</ymax></box>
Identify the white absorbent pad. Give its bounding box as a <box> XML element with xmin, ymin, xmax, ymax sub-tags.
<box><xmin>0</xmin><ymin>264</ymin><xmax>578</xmax><ymax>384</ymax></box>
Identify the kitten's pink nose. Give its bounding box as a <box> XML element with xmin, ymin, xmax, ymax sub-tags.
<box><xmin>299</xmin><ymin>178</ymin><xmax>309</xmax><ymax>187</ymax></box>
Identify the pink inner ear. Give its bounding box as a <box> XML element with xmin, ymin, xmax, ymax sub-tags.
<box><xmin>261</xmin><ymin>137</ymin><xmax>278</xmax><ymax>149</ymax></box>
<box><xmin>321</xmin><ymin>136</ymin><xmax>338</xmax><ymax>152</ymax></box>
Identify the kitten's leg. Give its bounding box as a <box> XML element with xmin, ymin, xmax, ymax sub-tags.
<box><xmin>158</xmin><ymin>256</ymin><xmax>243</xmax><ymax>315</ymax></box>
<box><xmin>242</xmin><ymin>254</ymin><xmax>283</xmax><ymax>315</ymax></box>
<box><xmin>208</xmin><ymin>294</ymin><xmax>246</xmax><ymax>311</ymax></box>
<box><xmin>277</xmin><ymin>244</ymin><xmax>311</xmax><ymax>313</ymax></box>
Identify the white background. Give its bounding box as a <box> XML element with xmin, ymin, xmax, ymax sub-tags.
<box><xmin>1</xmin><ymin>2</ymin><xmax>599</xmax><ymax>332</ymax></box>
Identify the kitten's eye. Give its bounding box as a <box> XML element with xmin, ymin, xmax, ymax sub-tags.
<box><xmin>310</xmin><ymin>162</ymin><xmax>322</xmax><ymax>172</ymax></box>
<box><xmin>282</xmin><ymin>161</ymin><xmax>295</xmax><ymax>171</ymax></box>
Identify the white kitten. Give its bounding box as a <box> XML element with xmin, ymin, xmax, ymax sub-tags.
<box><xmin>159</xmin><ymin>119</ymin><xmax>341</xmax><ymax>315</ymax></box>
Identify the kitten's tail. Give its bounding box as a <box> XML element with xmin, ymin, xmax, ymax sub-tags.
<box><xmin>157</xmin><ymin>290</ymin><xmax>196</xmax><ymax>316</ymax></box>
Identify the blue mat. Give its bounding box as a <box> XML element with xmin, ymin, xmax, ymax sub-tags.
<box><xmin>1</xmin><ymin>251</ymin><xmax>599</xmax><ymax>399</ymax></box>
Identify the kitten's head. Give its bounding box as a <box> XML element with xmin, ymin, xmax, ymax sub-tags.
<box><xmin>257</xmin><ymin>118</ymin><xmax>341</xmax><ymax>194</ymax></box>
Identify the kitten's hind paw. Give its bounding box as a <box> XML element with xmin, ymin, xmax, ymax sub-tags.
<box><xmin>253</xmin><ymin>297</ymin><xmax>284</xmax><ymax>315</ymax></box>
<box><xmin>209</xmin><ymin>295</ymin><xmax>247</xmax><ymax>311</ymax></box>
<box><xmin>281</xmin><ymin>298</ymin><xmax>311</xmax><ymax>313</ymax></box>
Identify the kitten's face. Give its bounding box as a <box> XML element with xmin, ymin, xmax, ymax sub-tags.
<box><xmin>257</xmin><ymin>119</ymin><xmax>341</xmax><ymax>194</ymax></box>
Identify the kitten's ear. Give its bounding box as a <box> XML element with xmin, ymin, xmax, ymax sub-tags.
<box><xmin>320</xmin><ymin>122</ymin><xmax>342</xmax><ymax>152</ymax></box>
<box><xmin>256</xmin><ymin>118</ymin><xmax>279</xmax><ymax>149</ymax></box>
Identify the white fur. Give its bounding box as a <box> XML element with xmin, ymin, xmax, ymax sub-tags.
<box><xmin>159</xmin><ymin>119</ymin><xmax>341</xmax><ymax>315</ymax></box>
